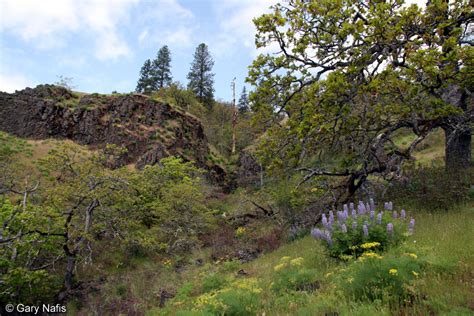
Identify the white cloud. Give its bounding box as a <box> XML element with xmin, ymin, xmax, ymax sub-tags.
<box><xmin>137</xmin><ymin>0</ymin><xmax>196</xmax><ymax>49</ymax></box>
<box><xmin>211</xmin><ymin>0</ymin><xmax>278</xmax><ymax>57</ymax></box>
<box><xmin>0</xmin><ymin>71</ymin><xmax>35</xmax><ymax>93</ymax></box>
<box><xmin>0</xmin><ymin>0</ymin><xmax>138</xmax><ymax>60</ymax></box>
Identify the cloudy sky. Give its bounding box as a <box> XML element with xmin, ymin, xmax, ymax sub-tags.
<box><xmin>0</xmin><ymin>0</ymin><xmax>279</xmax><ymax>100</ymax></box>
<box><xmin>0</xmin><ymin>0</ymin><xmax>426</xmax><ymax>101</ymax></box>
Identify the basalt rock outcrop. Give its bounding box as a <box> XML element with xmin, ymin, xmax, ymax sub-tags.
<box><xmin>0</xmin><ymin>84</ymin><xmax>226</xmax><ymax>185</ymax></box>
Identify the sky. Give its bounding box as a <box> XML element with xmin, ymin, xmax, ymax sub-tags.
<box><xmin>0</xmin><ymin>0</ymin><xmax>279</xmax><ymax>101</ymax></box>
<box><xmin>0</xmin><ymin>0</ymin><xmax>425</xmax><ymax>101</ymax></box>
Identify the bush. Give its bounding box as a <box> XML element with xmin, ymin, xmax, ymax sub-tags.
<box><xmin>271</xmin><ymin>256</ymin><xmax>320</xmax><ymax>293</ymax></box>
<box><xmin>201</xmin><ymin>274</ymin><xmax>227</xmax><ymax>293</ymax></box>
<box><xmin>311</xmin><ymin>200</ymin><xmax>415</xmax><ymax>259</ymax></box>
<box><xmin>335</xmin><ymin>252</ymin><xmax>424</xmax><ymax>302</ymax></box>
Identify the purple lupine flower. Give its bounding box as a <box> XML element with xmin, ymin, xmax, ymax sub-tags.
<box><xmin>400</xmin><ymin>209</ymin><xmax>406</xmax><ymax>219</ymax></box>
<box><xmin>337</xmin><ymin>211</ymin><xmax>342</xmax><ymax>223</ymax></box>
<box><xmin>343</xmin><ymin>209</ymin><xmax>349</xmax><ymax>221</ymax></box>
<box><xmin>358</xmin><ymin>202</ymin><xmax>366</xmax><ymax>215</ymax></box>
<box><xmin>343</xmin><ymin>204</ymin><xmax>349</xmax><ymax>214</ymax></box>
<box><xmin>329</xmin><ymin>211</ymin><xmax>334</xmax><ymax>223</ymax></box>
<box><xmin>393</xmin><ymin>211</ymin><xmax>398</xmax><ymax>219</ymax></box>
<box><xmin>408</xmin><ymin>218</ymin><xmax>415</xmax><ymax>234</ymax></box>
<box><xmin>349</xmin><ymin>202</ymin><xmax>354</xmax><ymax>213</ymax></box>
<box><xmin>311</xmin><ymin>228</ymin><xmax>324</xmax><ymax>240</ymax></box>
<box><xmin>340</xmin><ymin>223</ymin><xmax>347</xmax><ymax>233</ymax></box>
<box><xmin>322</xmin><ymin>214</ymin><xmax>328</xmax><ymax>228</ymax></box>
<box><xmin>370</xmin><ymin>198</ymin><xmax>375</xmax><ymax>212</ymax></box>
<box><xmin>325</xmin><ymin>231</ymin><xmax>333</xmax><ymax>247</ymax></box>
<box><xmin>363</xmin><ymin>224</ymin><xmax>369</xmax><ymax>237</ymax></box>
<box><xmin>388</xmin><ymin>202</ymin><xmax>393</xmax><ymax>211</ymax></box>
<box><xmin>352</xmin><ymin>209</ymin><xmax>357</xmax><ymax>219</ymax></box>
<box><xmin>384</xmin><ymin>202</ymin><xmax>388</xmax><ymax>210</ymax></box>
<box><xmin>387</xmin><ymin>223</ymin><xmax>394</xmax><ymax>237</ymax></box>
<box><xmin>370</xmin><ymin>210</ymin><xmax>375</xmax><ymax>221</ymax></box>
<box><xmin>352</xmin><ymin>221</ymin><xmax>357</xmax><ymax>230</ymax></box>
<box><xmin>377</xmin><ymin>212</ymin><xmax>383</xmax><ymax>225</ymax></box>
<box><xmin>365</xmin><ymin>202</ymin><xmax>371</xmax><ymax>214</ymax></box>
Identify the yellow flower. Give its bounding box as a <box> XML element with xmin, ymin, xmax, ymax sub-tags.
<box><xmin>347</xmin><ymin>277</ymin><xmax>354</xmax><ymax>283</ymax></box>
<box><xmin>406</xmin><ymin>253</ymin><xmax>418</xmax><ymax>259</ymax></box>
<box><xmin>389</xmin><ymin>268</ymin><xmax>398</xmax><ymax>275</ymax></box>
<box><xmin>412</xmin><ymin>271</ymin><xmax>419</xmax><ymax>277</ymax></box>
<box><xmin>349</xmin><ymin>245</ymin><xmax>359</xmax><ymax>250</ymax></box>
<box><xmin>235</xmin><ymin>227</ymin><xmax>246</xmax><ymax>237</ymax></box>
<box><xmin>280</xmin><ymin>256</ymin><xmax>291</xmax><ymax>262</ymax></box>
<box><xmin>290</xmin><ymin>257</ymin><xmax>304</xmax><ymax>267</ymax></box>
<box><xmin>361</xmin><ymin>251</ymin><xmax>383</xmax><ymax>259</ymax></box>
<box><xmin>274</xmin><ymin>263</ymin><xmax>286</xmax><ymax>272</ymax></box>
<box><xmin>360</xmin><ymin>242</ymin><xmax>381</xmax><ymax>249</ymax></box>
<box><xmin>339</xmin><ymin>254</ymin><xmax>353</xmax><ymax>261</ymax></box>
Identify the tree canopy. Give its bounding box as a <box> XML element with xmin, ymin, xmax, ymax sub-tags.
<box><xmin>248</xmin><ymin>0</ymin><xmax>473</xmax><ymax>200</ymax></box>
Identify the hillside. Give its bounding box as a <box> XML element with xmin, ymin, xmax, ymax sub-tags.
<box><xmin>0</xmin><ymin>85</ymin><xmax>226</xmax><ymax>185</ymax></box>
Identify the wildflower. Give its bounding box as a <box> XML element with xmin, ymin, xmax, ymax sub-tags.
<box><xmin>347</xmin><ymin>277</ymin><xmax>354</xmax><ymax>283</ymax></box>
<box><xmin>387</xmin><ymin>223</ymin><xmax>394</xmax><ymax>237</ymax></box>
<box><xmin>393</xmin><ymin>211</ymin><xmax>398</xmax><ymax>219</ymax></box>
<box><xmin>388</xmin><ymin>201</ymin><xmax>393</xmax><ymax>210</ymax></box>
<box><xmin>280</xmin><ymin>256</ymin><xmax>291</xmax><ymax>262</ymax></box>
<box><xmin>377</xmin><ymin>212</ymin><xmax>383</xmax><ymax>225</ymax></box>
<box><xmin>340</xmin><ymin>223</ymin><xmax>347</xmax><ymax>233</ymax></box>
<box><xmin>352</xmin><ymin>209</ymin><xmax>357</xmax><ymax>219</ymax></box>
<box><xmin>363</xmin><ymin>224</ymin><xmax>369</xmax><ymax>237</ymax></box>
<box><xmin>329</xmin><ymin>211</ymin><xmax>334</xmax><ymax>228</ymax></box>
<box><xmin>401</xmin><ymin>209</ymin><xmax>406</xmax><ymax>219</ymax></box>
<box><xmin>406</xmin><ymin>253</ymin><xmax>417</xmax><ymax>259</ymax></box>
<box><xmin>322</xmin><ymin>214</ymin><xmax>328</xmax><ymax>228</ymax></box>
<box><xmin>412</xmin><ymin>271</ymin><xmax>419</xmax><ymax>277</ymax></box>
<box><xmin>290</xmin><ymin>257</ymin><xmax>304</xmax><ymax>267</ymax></box>
<box><xmin>361</xmin><ymin>251</ymin><xmax>383</xmax><ymax>259</ymax></box>
<box><xmin>349</xmin><ymin>245</ymin><xmax>358</xmax><ymax>250</ymax></box>
<box><xmin>358</xmin><ymin>202</ymin><xmax>366</xmax><ymax>215</ymax></box>
<box><xmin>274</xmin><ymin>263</ymin><xmax>286</xmax><ymax>271</ymax></box>
<box><xmin>343</xmin><ymin>204</ymin><xmax>349</xmax><ymax>214</ymax></box>
<box><xmin>236</xmin><ymin>226</ymin><xmax>246</xmax><ymax>237</ymax></box>
<box><xmin>352</xmin><ymin>221</ymin><xmax>357</xmax><ymax>230</ymax></box>
<box><xmin>370</xmin><ymin>210</ymin><xmax>375</xmax><ymax>221</ymax></box>
<box><xmin>339</xmin><ymin>254</ymin><xmax>353</xmax><ymax>261</ymax></box>
<box><xmin>369</xmin><ymin>198</ymin><xmax>375</xmax><ymax>212</ymax></box>
<box><xmin>389</xmin><ymin>268</ymin><xmax>398</xmax><ymax>275</ymax></box>
<box><xmin>360</xmin><ymin>242</ymin><xmax>380</xmax><ymax>249</ymax></box>
<box><xmin>349</xmin><ymin>202</ymin><xmax>354</xmax><ymax>213</ymax></box>
<box><xmin>408</xmin><ymin>218</ymin><xmax>415</xmax><ymax>234</ymax></box>
<box><xmin>365</xmin><ymin>202</ymin><xmax>371</xmax><ymax>214</ymax></box>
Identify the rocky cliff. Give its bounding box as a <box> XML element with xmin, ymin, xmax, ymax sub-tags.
<box><xmin>0</xmin><ymin>85</ymin><xmax>226</xmax><ymax>184</ymax></box>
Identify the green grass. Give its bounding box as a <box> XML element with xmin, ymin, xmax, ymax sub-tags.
<box><xmin>137</xmin><ymin>203</ymin><xmax>474</xmax><ymax>315</ymax></box>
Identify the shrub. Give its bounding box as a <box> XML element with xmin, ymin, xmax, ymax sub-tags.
<box><xmin>271</xmin><ymin>256</ymin><xmax>320</xmax><ymax>293</ymax></box>
<box><xmin>335</xmin><ymin>252</ymin><xmax>424</xmax><ymax>302</ymax></box>
<box><xmin>201</xmin><ymin>274</ymin><xmax>228</xmax><ymax>293</ymax></box>
<box><xmin>311</xmin><ymin>200</ymin><xmax>415</xmax><ymax>259</ymax></box>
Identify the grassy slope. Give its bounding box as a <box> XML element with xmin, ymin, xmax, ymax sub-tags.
<box><xmin>143</xmin><ymin>204</ymin><xmax>473</xmax><ymax>315</ymax></box>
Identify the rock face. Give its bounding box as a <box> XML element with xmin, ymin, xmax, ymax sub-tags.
<box><xmin>0</xmin><ymin>85</ymin><xmax>226</xmax><ymax>184</ymax></box>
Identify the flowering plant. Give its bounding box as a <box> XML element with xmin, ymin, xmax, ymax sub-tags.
<box><xmin>311</xmin><ymin>199</ymin><xmax>416</xmax><ymax>259</ymax></box>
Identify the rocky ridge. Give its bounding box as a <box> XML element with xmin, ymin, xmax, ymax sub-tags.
<box><xmin>0</xmin><ymin>85</ymin><xmax>226</xmax><ymax>184</ymax></box>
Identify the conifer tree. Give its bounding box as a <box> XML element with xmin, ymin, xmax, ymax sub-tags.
<box><xmin>238</xmin><ymin>86</ymin><xmax>250</xmax><ymax>113</ymax></box>
<box><xmin>135</xmin><ymin>59</ymin><xmax>154</xmax><ymax>94</ymax></box>
<box><xmin>152</xmin><ymin>45</ymin><xmax>172</xmax><ymax>89</ymax></box>
<box><xmin>187</xmin><ymin>43</ymin><xmax>215</xmax><ymax>109</ymax></box>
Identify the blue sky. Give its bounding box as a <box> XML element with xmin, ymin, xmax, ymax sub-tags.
<box><xmin>0</xmin><ymin>0</ymin><xmax>279</xmax><ymax>101</ymax></box>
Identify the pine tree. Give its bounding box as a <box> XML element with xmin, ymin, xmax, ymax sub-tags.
<box><xmin>187</xmin><ymin>43</ymin><xmax>215</xmax><ymax>109</ymax></box>
<box><xmin>136</xmin><ymin>59</ymin><xmax>154</xmax><ymax>94</ymax></box>
<box><xmin>152</xmin><ymin>45</ymin><xmax>172</xmax><ymax>89</ymax></box>
<box><xmin>238</xmin><ymin>86</ymin><xmax>250</xmax><ymax>113</ymax></box>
